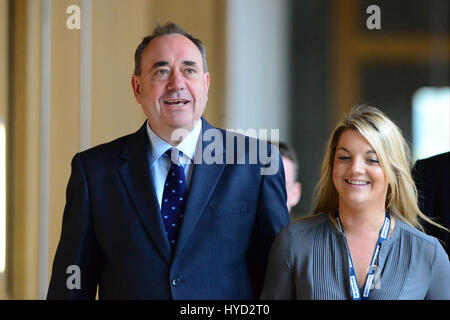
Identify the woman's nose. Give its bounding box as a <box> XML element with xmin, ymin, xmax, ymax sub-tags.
<box><xmin>350</xmin><ymin>159</ymin><xmax>365</xmax><ymax>174</ymax></box>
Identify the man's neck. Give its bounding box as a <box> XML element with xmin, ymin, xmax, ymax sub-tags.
<box><xmin>149</xmin><ymin>120</ymin><xmax>199</xmax><ymax>147</ymax></box>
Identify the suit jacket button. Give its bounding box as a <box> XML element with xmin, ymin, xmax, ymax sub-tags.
<box><xmin>171</xmin><ymin>277</ymin><xmax>181</xmax><ymax>287</ymax></box>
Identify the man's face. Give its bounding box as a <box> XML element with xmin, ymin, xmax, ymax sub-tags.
<box><xmin>132</xmin><ymin>34</ymin><xmax>210</xmax><ymax>136</ymax></box>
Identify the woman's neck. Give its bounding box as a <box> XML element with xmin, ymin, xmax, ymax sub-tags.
<box><xmin>337</xmin><ymin>203</ymin><xmax>387</xmax><ymax>238</ymax></box>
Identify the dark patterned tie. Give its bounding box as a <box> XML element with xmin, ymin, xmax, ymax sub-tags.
<box><xmin>161</xmin><ymin>149</ymin><xmax>187</xmax><ymax>250</ymax></box>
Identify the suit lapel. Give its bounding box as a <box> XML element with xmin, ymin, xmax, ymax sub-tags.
<box><xmin>174</xmin><ymin>119</ymin><xmax>226</xmax><ymax>257</ymax></box>
<box><xmin>118</xmin><ymin>123</ymin><xmax>172</xmax><ymax>264</ymax></box>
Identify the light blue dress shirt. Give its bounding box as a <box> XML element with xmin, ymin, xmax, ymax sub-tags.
<box><xmin>146</xmin><ymin>120</ymin><xmax>202</xmax><ymax>209</ymax></box>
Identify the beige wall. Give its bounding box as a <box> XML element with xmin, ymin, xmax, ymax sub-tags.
<box><xmin>8</xmin><ymin>0</ymin><xmax>226</xmax><ymax>299</ymax></box>
<box><xmin>91</xmin><ymin>0</ymin><xmax>150</xmax><ymax>145</ymax></box>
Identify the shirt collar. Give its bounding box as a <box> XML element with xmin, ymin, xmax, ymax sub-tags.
<box><xmin>146</xmin><ymin>119</ymin><xmax>202</xmax><ymax>166</ymax></box>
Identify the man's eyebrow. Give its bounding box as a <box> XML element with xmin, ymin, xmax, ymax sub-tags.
<box><xmin>151</xmin><ymin>61</ymin><xmax>169</xmax><ymax>69</ymax></box>
<box><xmin>183</xmin><ymin>61</ymin><xmax>198</xmax><ymax>67</ymax></box>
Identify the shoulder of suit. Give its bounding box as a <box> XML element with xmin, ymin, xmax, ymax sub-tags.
<box><xmin>79</xmin><ymin>132</ymin><xmax>134</xmax><ymax>158</ymax></box>
<box><xmin>417</xmin><ymin>152</ymin><xmax>450</xmax><ymax>169</ymax></box>
<box><xmin>219</xmin><ymin>128</ymin><xmax>278</xmax><ymax>155</ymax></box>
<box><xmin>221</xmin><ymin>128</ymin><xmax>270</xmax><ymax>143</ymax></box>
<box><xmin>75</xmin><ymin>128</ymin><xmax>141</xmax><ymax>169</ymax></box>
<box><xmin>201</xmin><ymin>118</ymin><xmax>277</xmax><ymax>154</ymax></box>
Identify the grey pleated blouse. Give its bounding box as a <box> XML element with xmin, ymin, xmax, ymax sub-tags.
<box><xmin>261</xmin><ymin>213</ymin><xmax>449</xmax><ymax>300</ymax></box>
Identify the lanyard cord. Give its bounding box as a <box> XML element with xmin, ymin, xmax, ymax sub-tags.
<box><xmin>335</xmin><ymin>211</ymin><xmax>391</xmax><ymax>300</ymax></box>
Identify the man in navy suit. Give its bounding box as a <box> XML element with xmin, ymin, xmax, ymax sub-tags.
<box><xmin>413</xmin><ymin>152</ymin><xmax>450</xmax><ymax>255</ymax></box>
<box><xmin>47</xmin><ymin>22</ymin><xmax>290</xmax><ymax>299</ymax></box>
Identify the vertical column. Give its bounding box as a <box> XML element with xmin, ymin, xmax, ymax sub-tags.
<box><xmin>80</xmin><ymin>0</ymin><xmax>91</xmax><ymax>151</ymax></box>
<box><xmin>0</xmin><ymin>0</ymin><xmax>7</xmax><ymax>300</ymax></box>
<box><xmin>10</xmin><ymin>0</ymin><xmax>41</xmax><ymax>299</ymax></box>
<box><xmin>225</xmin><ymin>0</ymin><xmax>289</xmax><ymax>141</ymax></box>
<box><xmin>39</xmin><ymin>0</ymin><xmax>51</xmax><ymax>300</ymax></box>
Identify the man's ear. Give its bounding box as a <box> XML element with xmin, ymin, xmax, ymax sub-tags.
<box><xmin>131</xmin><ymin>74</ymin><xmax>142</xmax><ymax>104</ymax></box>
<box><xmin>204</xmin><ymin>72</ymin><xmax>210</xmax><ymax>93</ymax></box>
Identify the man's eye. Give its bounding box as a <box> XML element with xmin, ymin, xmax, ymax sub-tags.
<box><xmin>185</xmin><ymin>68</ymin><xmax>196</xmax><ymax>74</ymax></box>
<box><xmin>154</xmin><ymin>69</ymin><xmax>169</xmax><ymax>77</ymax></box>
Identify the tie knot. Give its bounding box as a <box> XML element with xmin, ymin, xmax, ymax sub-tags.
<box><xmin>165</xmin><ymin>148</ymin><xmax>183</xmax><ymax>166</ymax></box>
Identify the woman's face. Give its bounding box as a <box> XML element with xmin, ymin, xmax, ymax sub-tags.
<box><xmin>332</xmin><ymin>129</ymin><xmax>389</xmax><ymax>210</ymax></box>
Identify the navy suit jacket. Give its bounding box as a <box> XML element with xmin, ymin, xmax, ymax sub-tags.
<box><xmin>47</xmin><ymin>118</ymin><xmax>290</xmax><ymax>299</ymax></box>
<box><xmin>412</xmin><ymin>152</ymin><xmax>450</xmax><ymax>255</ymax></box>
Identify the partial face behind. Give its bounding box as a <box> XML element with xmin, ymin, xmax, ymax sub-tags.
<box><xmin>332</xmin><ymin>129</ymin><xmax>389</xmax><ymax>210</ymax></box>
<box><xmin>132</xmin><ymin>34</ymin><xmax>210</xmax><ymax>136</ymax></box>
<box><xmin>282</xmin><ymin>157</ymin><xmax>301</xmax><ymax>212</ymax></box>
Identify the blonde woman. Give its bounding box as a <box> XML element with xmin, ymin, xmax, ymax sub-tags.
<box><xmin>261</xmin><ymin>105</ymin><xmax>449</xmax><ymax>300</ymax></box>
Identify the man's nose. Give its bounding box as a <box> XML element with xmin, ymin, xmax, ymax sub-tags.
<box><xmin>167</xmin><ymin>70</ymin><xmax>185</xmax><ymax>91</ymax></box>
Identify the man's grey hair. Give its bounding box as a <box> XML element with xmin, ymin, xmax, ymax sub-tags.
<box><xmin>133</xmin><ymin>22</ymin><xmax>208</xmax><ymax>75</ymax></box>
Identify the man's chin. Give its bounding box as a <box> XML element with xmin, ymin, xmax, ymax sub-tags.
<box><xmin>166</xmin><ymin>119</ymin><xmax>196</xmax><ymax>132</ymax></box>
<box><xmin>167</xmin><ymin>115</ymin><xmax>202</xmax><ymax>129</ymax></box>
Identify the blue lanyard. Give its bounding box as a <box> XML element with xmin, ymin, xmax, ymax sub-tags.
<box><xmin>335</xmin><ymin>211</ymin><xmax>391</xmax><ymax>300</ymax></box>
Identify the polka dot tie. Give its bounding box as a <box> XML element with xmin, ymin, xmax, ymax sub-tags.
<box><xmin>161</xmin><ymin>149</ymin><xmax>187</xmax><ymax>251</ymax></box>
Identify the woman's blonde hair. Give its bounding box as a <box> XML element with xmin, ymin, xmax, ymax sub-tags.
<box><xmin>312</xmin><ymin>104</ymin><xmax>447</xmax><ymax>232</ymax></box>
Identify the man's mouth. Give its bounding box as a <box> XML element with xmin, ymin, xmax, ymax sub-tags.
<box><xmin>345</xmin><ymin>179</ymin><xmax>370</xmax><ymax>186</ymax></box>
<box><xmin>164</xmin><ymin>99</ymin><xmax>190</xmax><ymax>106</ymax></box>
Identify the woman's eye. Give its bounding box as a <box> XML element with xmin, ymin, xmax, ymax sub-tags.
<box><xmin>338</xmin><ymin>156</ymin><xmax>350</xmax><ymax>161</ymax></box>
<box><xmin>367</xmin><ymin>158</ymin><xmax>379</xmax><ymax>164</ymax></box>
